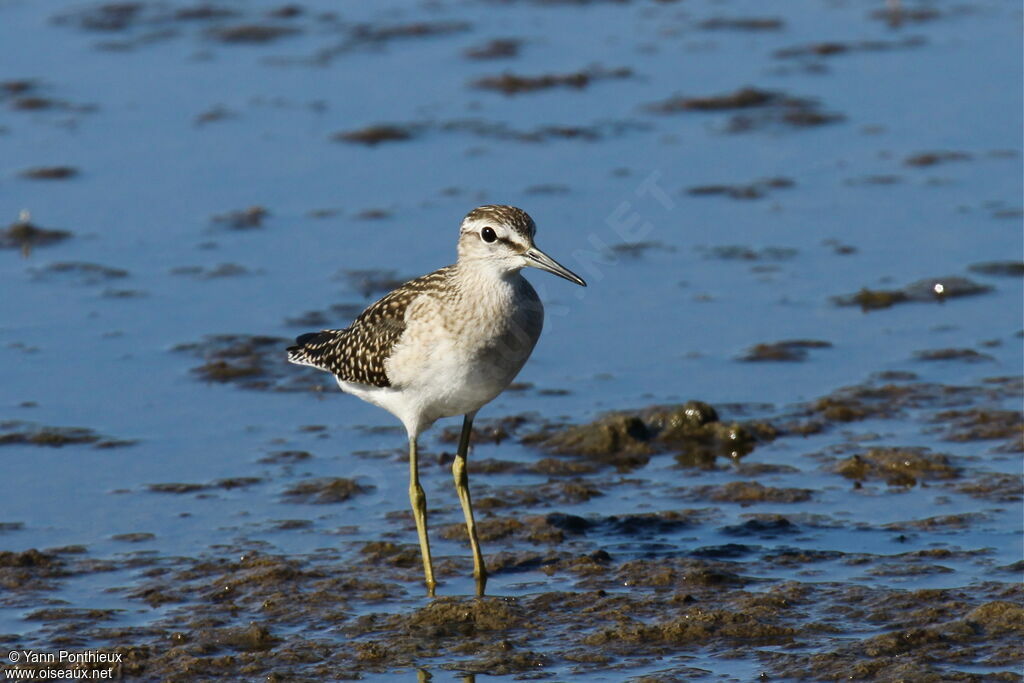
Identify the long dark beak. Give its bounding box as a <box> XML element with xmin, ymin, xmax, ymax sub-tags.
<box><xmin>525</xmin><ymin>246</ymin><xmax>587</xmax><ymax>287</ymax></box>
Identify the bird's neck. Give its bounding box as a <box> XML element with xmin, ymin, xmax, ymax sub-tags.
<box><xmin>444</xmin><ymin>261</ymin><xmax>540</xmax><ymax>350</ymax></box>
<box><xmin>453</xmin><ymin>258</ymin><xmax>522</xmax><ymax>288</ymax></box>
<box><xmin>449</xmin><ymin>260</ymin><xmax>526</xmax><ymax>310</ymax></box>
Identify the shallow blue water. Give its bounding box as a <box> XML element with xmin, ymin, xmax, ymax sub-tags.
<box><xmin>0</xmin><ymin>0</ymin><xmax>1021</xmax><ymax>678</ymax></box>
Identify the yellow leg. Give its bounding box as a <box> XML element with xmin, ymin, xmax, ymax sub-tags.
<box><xmin>408</xmin><ymin>436</ymin><xmax>436</xmax><ymax>597</ymax></box>
<box><xmin>453</xmin><ymin>414</ymin><xmax>487</xmax><ymax>596</ymax></box>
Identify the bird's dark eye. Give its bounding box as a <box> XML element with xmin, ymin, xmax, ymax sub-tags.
<box><xmin>481</xmin><ymin>227</ymin><xmax>497</xmax><ymax>243</ymax></box>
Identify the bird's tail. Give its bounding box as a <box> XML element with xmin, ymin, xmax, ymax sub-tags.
<box><xmin>286</xmin><ymin>331</ymin><xmax>333</xmax><ymax>369</ymax></box>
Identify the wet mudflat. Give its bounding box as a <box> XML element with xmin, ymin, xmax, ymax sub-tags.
<box><xmin>1</xmin><ymin>0</ymin><xmax>1021</xmax><ymax>680</ymax></box>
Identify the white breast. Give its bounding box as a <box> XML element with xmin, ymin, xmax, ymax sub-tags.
<box><xmin>382</xmin><ymin>270</ymin><xmax>543</xmax><ymax>432</ymax></box>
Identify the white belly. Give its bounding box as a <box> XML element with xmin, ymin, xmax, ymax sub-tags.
<box><xmin>336</xmin><ymin>345</ymin><xmax>525</xmax><ymax>437</ymax></box>
<box><xmin>338</xmin><ymin>271</ymin><xmax>544</xmax><ymax>436</ymax></box>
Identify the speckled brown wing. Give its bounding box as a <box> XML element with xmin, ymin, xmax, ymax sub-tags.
<box><xmin>286</xmin><ymin>266</ymin><xmax>454</xmax><ymax>388</ymax></box>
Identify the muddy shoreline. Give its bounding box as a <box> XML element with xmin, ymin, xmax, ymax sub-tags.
<box><xmin>3</xmin><ymin>373</ymin><xmax>1021</xmax><ymax>680</ymax></box>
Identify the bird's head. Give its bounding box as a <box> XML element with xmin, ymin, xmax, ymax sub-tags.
<box><xmin>456</xmin><ymin>205</ymin><xmax>586</xmax><ymax>286</ymax></box>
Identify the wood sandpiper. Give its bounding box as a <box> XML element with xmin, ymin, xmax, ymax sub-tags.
<box><xmin>287</xmin><ymin>205</ymin><xmax>586</xmax><ymax>597</ymax></box>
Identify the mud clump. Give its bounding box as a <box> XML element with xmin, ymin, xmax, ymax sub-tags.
<box><xmin>614</xmin><ymin>557</ymin><xmax>750</xmax><ymax>589</ymax></box>
<box><xmin>527</xmin><ymin>400</ymin><xmax>773</xmax><ymax>469</ymax></box>
<box><xmin>19</xmin><ymin>166</ymin><xmax>79</xmax><ymax>180</ymax></box>
<box><xmin>525</xmin><ymin>400</ymin><xmax>756</xmax><ymax>469</ymax></box>
<box><xmin>169</xmin><ymin>263</ymin><xmax>251</xmax><ymax>279</ymax></box>
<box><xmin>832</xmin><ymin>275</ymin><xmax>993</xmax><ymax>310</ymax></box>
<box><xmin>258</xmin><ymin>450</ymin><xmax>312</xmax><ymax>464</ymax></box>
<box><xmin>834</xmin><ymin>447</ymin><xmax>959</xmax><ymax>486</ymax></box>
<box><xmin>838</xmin><ymin>287</ymin><xmax>908</xmax><ymax>310</ymax></box>
<box><xmin>403</xmin><ymin>596</ymin><xmax>523</xmax><ymax>636</ymax></box>
<box><xmin>359</xmin><ymin>541</ymin><xmax>421</xmax><ymax>569</ymax></box>
<box><xmin>1</xmin><ymin>215</ymin><xmax>72</xmax><ymax>251</ymax></box>
<box><xmin>0</xmin><ymin>549</ymin><xmax>59</xmax><ymax>569</ymax></box>
<box><xmin>0</xmin><ymin>428</ymin><xmax>98</xmax><ymax>448</ymax></box>
<box><xmin>530</xmin><ymin>458</ymin><xmax>600</xmax><ymax>476</ymax></box>
<box><xmin>282</xmin><ymin>478</ymin><xmax>372</xmax><ymax>504</ymax></box>
<box><xmin>0</xmin><ymin>421</ymin><xmax>132</xmax><ymax>449</ymax></box>
<box><xmin>883</xmin><ymin>513</ymin><xmax>988</xmax><ymax>531</ymax></box>
<box><xmin>904</xmin><ymin>150</ymin><xmax>972</xmax><ymax>167</ymax></box>
<box><xmin>914</xmin><ymin>348</ymin><xmax>994</xmax><ymax>363</ymax></box>
<box><xmin>209</xmin><ymin>24</ymin><xmax>299</xmax><ymax>43</ymax></box>
<box><xmin>49</xmin><ymin>3</ymin><xmax>311</xmax><ymax>53</ymax></box>
<box><xmin>687</xmin><ymin>481</ymin><xmax>814</xmax><ymax>504</ymax></box>
<box><xmin>112</xmin><ymin>532</ymin><xmax>155</xmax><ymax>543</ymax></box>
<box><xmin>211</xmin><ymin>205</ymin><xmax>268</xmax><ymax>229</ymax></box>
<box><xmin>193</xmin><ymin>360</ymin><xmax>262</xmax><ymax>382</ymax></box>
<box><xmin>474</xmin><ymin>480</ymin><xmax>604</xmax><ymax>511</ymax></box>
<box><xmin>304</xmin><ymin>20</ymin><xmax>473</xmax><ymax>65</ymax></box>
<box><xmin>647</xmin><ymin>87</ymin><xmax>842</xmax><ymax>131</ymax></box>
<box><xmin>31</xmin><ymin>261</ymin><xmax>129</xmax><ymax>285</ymax></box>
<box><xmin>698</xmin><ymin>244</ymin><xmax>798</xmax><ymax>261</ymax></box>
<box><xmin>871</xmin><ymin>5</ymin><xmax>941</xmax><ymax>26</ymax></box>
<box><xmin>175</xmin><ymin>334</ymin><xmax>329</xmax><ymax>392</ymax></box>
<box><xmin>10</xmin><ymin>96</ymin><xmax>60</xmax><ymax>110</ymax></box>
<box><xmin>334</xmin><ymin>124</ymin><xmax>416</xmax><ymax>146</ymax></box>
<box><xmin>699</xmin><ymin>17</ymin><xmax>783</xmax><ymax>31</ymax></box>
<box><xmin>845</xmin><ymin>174</ymin><xmax>903</xmax><ymax>187</ymax></box>
<box><xmin>437</xmin><ymin>414</ymin><xmax>532</xmax><ymax>446</ymax></box>
<box><xmin>530</xmin><ymin>414</ymin><xmax>653</xmax><ymax>461</ymax></box>
<box><xmin>194</xmin><ymin>623</ymin><xmax>279</xmax><ymax>651</ymax></box>
<box><xmin>965</xmin><ymin>601</ymin><xmax>1024</xmax><ymax>635</ymax></box>
<box><xmin>739</xmin><ymin>340</ymin><xmax>831</xmax><ymax>362</ymax></box>
<box><xmin>355</xmin><ymin>208</ymin><xmax>392</xmax><ymax>220</ymax></box>
<box><xmin>146</xmin><ymin>482</ymin><xmax>209</xmax><ymax>494</ymax></box>
<box><xmin>472</xmin><ymin>66</ymin><xmax>632</xmax><ymax>95</ymax></box>
<box><xmin>765</xmin><ymin>585</ymin><xmax>1023</xmax><ymax>678</ymax></box>
<box><xmin>1</xmin><ymin>79</ymin><xmax>36</xmax><ymax>95</ymax></box>
<box><xmin>450</xmin><ymin>650</ymin><xmax>548</xmax><ymax>676</ymax></box>
<box><xmin>650</xmin><ymin>402</ymin><xmax>771</xmax><ymax>459</ymax></box>
<box><xmin>651</xmin><ymin>87</ymin><xmax>778</xmax><ymax>111</ymax></box>
<box><xmin>351</xmin><ymin>21</ymin><xmax>470</xmax><ymax>44</ymax></box>
<box><xmin>584</xmin><ymin>608</ymin><xmax>795</xmax><ymax>647</ymax></box>
<box><xmin>807</xmin><ymin>394</ymin><xmax>877</xmax><ymax>424</ymax></box>
<box><xmin>599</xmin><ymin>511</ymin><xmax>702</xmax><ymax>537</ymax></box>
<box><xmin>439</xmin><ymin>517</ymin><xmax>531</xmax><ymax>543</ymax></box>
<box><xmin>968</xmin><ymin>261</ymin><xmax>1024</xmax><ymax>277</ymax></box>
<box><xmin>0</xmin><ymin>549</ymin><xmax>67</xmax><ymax>591</ymax></box>
<box><xmin>473</xmin><ymin>511</ymin><xmax>700</xmax><ymax>545</ymax></box>
<box><xmin>606</xmin><ymin>240</ymin><xmax>673</xmax><ymax>259</ymax></box>
<box><xmin>439</xmin><ymin>118</ymin><xmax>646</xmax><ymax>143</ymax></box>
<box><xmin>4</xmin><ymin>83</ymin><xmax>94</xmax><ymax>112</ymax></box>
<box><xmin>210</xmin><ymin>477</ymin><xmax>262</xmax><ymax>490</ymax></box>
<box><xmin>343</xmin><ymin>595</ymin><xmax>540</xmax><ymax>675</ymax></box>
<box><xmin>146</xmin><ymin>478</ymin><xmax>261</xmax><ymax>495</ymax></box>
<box><xmin>795</xmin><ymin>598</ymin><xmax>1023</xmax><ymax>676</ymax></box>
<box><xmin>797</xmin><ymin>377</ymin><xmax>1023</xmax><ymax>435</ymax></box>
<box><xmin>464</xmin><ymin>38</ymin><xmax>522</xmax><ymax>59</ymax></box>
<box><xmin>953</xmin><ymin>474</ymin><xmax>1024</xmax><ymax>502</ymax></box>
<box><xmin>774</xmin><ymin>37</ymin><xmax>924</xmax><ymax>60</ymax></box>
<box><xmin>933</xmin><ymin>408</ymin><xmax>1023</xmax><ymax>447</ymax></box>
<box><xmin>52</xmin><ymin>2</ymin><xmax>147</xmax><ymax>31</ymax></box>
<box><xmin>25</xmin><ymin>607</ymin><xmax>120</xmax><ymax>622</ymax></box>
<box><xmin>176</xmin><ymin>5</ymin><xmax>238</xmax><ymax>21</ymax></box>
<box><xmin>721</xmin><ymin>515</ymin><xmax>799</xmax><ymax>538</ymax></box>
<box><xmin>687</xmin><ymin>176</ymin><xmax>794</xmax><ymax>200</ymax></box>
<box><xmin>893</xmin><ymin>276</ymin><xmax>991</xmax><ymax>301</ymax></box>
